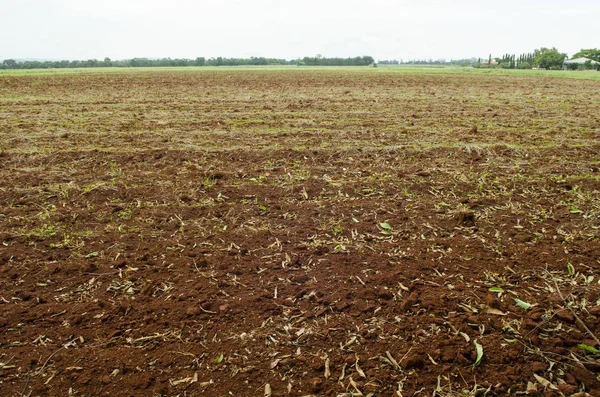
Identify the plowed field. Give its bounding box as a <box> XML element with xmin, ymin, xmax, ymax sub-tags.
<box><xmin>1</xmin><ymin>69</ymin><xmax>600</xmax><ymax>396</ymax></box>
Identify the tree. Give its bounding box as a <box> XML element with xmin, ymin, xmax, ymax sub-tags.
<box><xmin>3</xmin><ymin>59</ymin><xmax>18</xmax><ymax>69</ymax></box>
<box><xmin>534</xmin><ymin>47</ymin><xmax>567</xmax><ymax>70</ymax></box>
<box><xmin>571</xmin><ymin>48</ymin><xmax>600</xmax><ymax>62</ymax></box>
<box><xmin>518</xmin><ymin>61</ymin><xmax>531</xmax><ymax>69</ymax></box>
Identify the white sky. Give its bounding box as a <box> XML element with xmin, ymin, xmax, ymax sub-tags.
<box><xmin>2</xmin><ymin>0</ymin><xmax>598</xmax><ymax>61</ymax></box>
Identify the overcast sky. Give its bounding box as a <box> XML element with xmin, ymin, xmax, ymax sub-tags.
<box><xmin>2</xmin><ymin>0</ymin><xmax>598</xmax><ymax>61</ymax></box>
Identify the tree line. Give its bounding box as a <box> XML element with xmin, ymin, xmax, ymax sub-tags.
<box><xmin>479</xmin><ymin>47</ymin><xmax>599</xmax><ymax>70</ymax></box>
<box><xmin>378</xmin><ymin>48</ymin><xmax>600</xmax><ymax>70</ymax></box>
<box><xmin>0</xmin><ymin>56</ymin><xmax>376</xmax><ymax>70</ymax></box>
<box><xmin>299</xmin><ymin>56</ymin><xmax>374</xmax><ymax>66</ymax></box>
<box><xmin>3</xmin><ymin>49</ymin><xmax>598</xmax><ymax>71</ymax></box>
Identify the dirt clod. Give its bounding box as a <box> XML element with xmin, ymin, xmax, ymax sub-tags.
<box><xmin>556</xmin><ymin>309</ymin><xmax>576</xmax><ymax>323</ymax></box>
<box><xmin>402</xmin><ymin>354</ymin><xmax>425</xmax><ymax>370</ymax></box>
<box><xmin>186</xmin><ymin>306</ymin><xmax>200</xmax><ymax>316</ymax></box>
<box><xmin>309</xmin><ymin>377</ymin><xmax>323</xmax><ymax>392</ymax></box>
<box><xmin>531</xmin><ymin>361</ymin><xmax>546</xmax><ymax>373</ymax></box>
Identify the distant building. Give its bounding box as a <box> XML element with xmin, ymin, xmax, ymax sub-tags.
<box><xmin>563</xmin><ymin>57</ymin><xmax>599</xmax><ymax>70</ymax></box>
<box><xmin>481</xmin><ymin>59</ymin><xmax>499</xmax><ymax>66</ymax></box>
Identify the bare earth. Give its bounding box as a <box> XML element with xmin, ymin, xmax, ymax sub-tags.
<box><xmin>1</xmin><ymin>69</ymin><xmax>600</xmax><ymax>396</ymax></box>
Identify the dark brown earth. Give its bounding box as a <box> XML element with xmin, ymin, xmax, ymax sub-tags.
<box><xmin>1</xmin><ymin>69</ymin><xmax>600</xmax><ymax>396</ymax></box>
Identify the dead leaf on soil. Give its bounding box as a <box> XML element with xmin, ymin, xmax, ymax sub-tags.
<box><xmin>348</xmin><ymin>376</ymin><xmax>363</xmax><ymax>395</ymax></box>
<box><xmin>198</xmin><ymin>379</ymin><xmax>214</xmax><ymax>388</ymax></box>
<box><xmin>339</xmin><ymin>362</ymin><xmax>347</xmax><ymax>381</ymax></box>
<box><xmin>526</xmin><ymin>381</ymin><xmax>537</xmax><ymax>394</ymax></box>
<box><xmin>355</xmin><ymin>356</ymin><xmax>366</xmax><ymax>378</ymax></box>
<box><xmin>169</xmin><ymin>372</ymin><xmax>198</xmax><ymax>386</ymax></box>
<box><xmin>533</xmin><ymin>374</ymin><xmax>558</xmax><ymax>391</ymax></box>
<box><xmin>484</xmin><ymin>307</ymin><xmax>507</xmax><ymax>316</ymax></box>
<box><xmin>270</xmin><ymin>359</ymin><xmax>280</xmax><ymax>369</ymax></box>
<box><xmin>341</xmin><ymin>336</ymin><xmax>357</xmax><ymax>349</ymax></box>
<box><xmin>427</xmin><ymin>354</ymin><xmax>438</xmax><ymax>365</ymax></box>
<box><xmin>385</xmin><ymin>351</ymin><xmax>400</xmax><ymax>370</ymax></box>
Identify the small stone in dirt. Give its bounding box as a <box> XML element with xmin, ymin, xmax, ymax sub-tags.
<box><xmin>219</xmin><ymin>304</ymin><xmax>230</xmax><ymax>312</ymax></box>
<box><xmin>531</xmin><ymin>361</ymin><xmax>546</xmax><ymax>373</ymax></box>
<box><xmin>186</xmin><ymin>306</ymin><xmax>200</xmax><ymax>316</ymax></box>
<box><xmin>470</xmin><ymin>125</ymin><xmax>478</xmax><ymax>133</ymax></box>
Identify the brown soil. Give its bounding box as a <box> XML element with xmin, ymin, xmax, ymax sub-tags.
<box><xmin>1</xmin><ymin>69</ymin><xmax>600</xmax><ymax>396</ymax></box>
